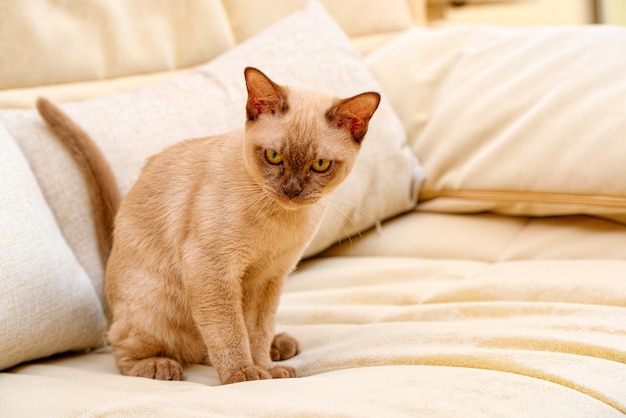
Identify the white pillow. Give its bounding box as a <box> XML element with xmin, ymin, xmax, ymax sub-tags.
<box><xmin>0</xmin><ymin>123</ymin><xmax>106</xmax><ymax>371</ymax></box>
<box><xmin>1</xmin><ymin>2</ymin><xmax>424</xmax><ymax>303</ymax></box>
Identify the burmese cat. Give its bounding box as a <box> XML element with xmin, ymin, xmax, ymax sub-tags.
<box><xmin>37</xmin><ymin>67</ymin><xmax>380</xmax><ymax>384</ymax></box>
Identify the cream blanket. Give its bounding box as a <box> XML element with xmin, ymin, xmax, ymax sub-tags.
<box><xmin>3</xmin><ymin>215</ymin><xmax>626</xmax><ymax>416</ymax></box>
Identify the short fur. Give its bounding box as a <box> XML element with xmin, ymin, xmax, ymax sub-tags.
<box><xmin>36</xmin><ymin>98</ymin><xmax>121</xmax><ymax>267</ymax></box>
<box><xmin>37</xmin><ymin>68</ymin><xmax>380</xmax><ymax>384</ymax></box>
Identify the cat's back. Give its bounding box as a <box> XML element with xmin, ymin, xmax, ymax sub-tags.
<box><xmin>144</xmin><ymin>129</ymin><xmax>240</xmax><ymax>181</ymax></box>
<box><xmin>115</xmin><ymin>129</ymin><xmax>242</xmax><ymax>241</ymax></box>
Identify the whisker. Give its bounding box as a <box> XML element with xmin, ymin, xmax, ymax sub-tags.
<box><xmin>329</xmin><ymin>199</ymin><xmax>365</xmax><ymax>235</ymax></box>
<box><xmin>330</xmin><ymin>196</ymin><xmax>378</xmax><ymax>225</ymax></box>
<box><xmin>324</xmin><ymin>200</ymin><xmax>361</xmax><ymax>247</ymax></box>
<box><xmin>324</xmin><ymin>193</ymin><xmax>387</xmax><ymax>248</ymax></box>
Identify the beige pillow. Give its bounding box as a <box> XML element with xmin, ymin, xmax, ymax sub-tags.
<box><xmin>0</xmin><ymin>123</ymin><xmax>106</xmax><ymax>371</ymax></box>
<box><xmin>0</xmin><ymin>0</ymin><xmax>235</xmax><ymax>90</ymax></box>
<box><xmin>222</xmin><ymin>0</ymin><xmax>413</xmax><ymax>42</ymax></box>
<box><xmin>2</xmin><ymin>2</ymin><xmax>423</xmax><ymax>304</ymax></box>
<box><xmin>367</xmin><ymin>25</ymin><xmax>626</xmax><ymax>223</ymax></box>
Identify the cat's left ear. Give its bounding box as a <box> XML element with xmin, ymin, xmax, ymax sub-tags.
<box><xmin>326</xmin><ymin>92</ymin><xmax>381</xmax><ymax>144</ymax></box>
<box><xmin>244</xmin><ymin>67</ymin><xmax>289</xmax><ymax>121</ymax></box>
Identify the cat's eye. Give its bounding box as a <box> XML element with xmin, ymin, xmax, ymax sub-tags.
<box><xmin>311</xmin><ymin>159</ymin><xmax>331</xmax><ymax>173</ymax></box>
<box><xmin>265</xmin><ymin>149</ymin><xmax>283</xmax><ymax>165</ymax></box>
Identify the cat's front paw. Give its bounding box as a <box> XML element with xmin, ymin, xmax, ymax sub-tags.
<box><xmin>270</xmin><ymin>332</ymin><xmax>300</xmax><ymax>361</ymax></box>
<box><xmin>269</xmin><ymin>365</ymin><xmax>297</xmax><ymax>379</ymax></box>
<box><xmin>224</xmin><ymin>365</ymin><xmax>272</xmax><ymax>384</ymax></box>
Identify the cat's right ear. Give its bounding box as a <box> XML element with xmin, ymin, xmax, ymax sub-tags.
<box><xmin>326</xmin><ymin>92</ymin><xmax>380</xmax><ymax>144</ymax></box>
<box><xmin>244</xmin><ymin>67</ymin><xmax>289</xmax><ymax>121</ymax></box>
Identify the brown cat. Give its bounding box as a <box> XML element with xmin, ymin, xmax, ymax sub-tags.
<box><xmin>37</xmin><ymin>67</ymin><xmax>380</xmax><ymax>384</ymax></box>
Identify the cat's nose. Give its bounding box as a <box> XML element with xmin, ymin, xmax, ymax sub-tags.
<box><xmin>283</xmin><ymin>180</ymin><xmax>303</xmax><ymax>199</ymax></box>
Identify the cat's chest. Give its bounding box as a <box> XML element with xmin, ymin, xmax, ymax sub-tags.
<box><xmin>247</xmin><ymin>207</ymin><xmax>317</xmax><ymax>248</ymax></box>
<box><xmin>236</xmin><ymin>199</ymin><xmax>322</xmax><ymax>257</ymax></box>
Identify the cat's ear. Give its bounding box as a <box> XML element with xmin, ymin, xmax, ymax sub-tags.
<box><xmin>326</xmin><ymin>92</ymin><xmax>380</xmax><ymax>144</ymax></box>
<box><xmin>244</xmin><ymin>67</ymin><xmax>289</xmax><ymax>121</ymax></box>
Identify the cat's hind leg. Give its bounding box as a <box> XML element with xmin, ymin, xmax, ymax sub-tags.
<box><xmin>107</xmin><ymin>318</ymin><xmax>196</xmax><ymax>381</ymax></box>
<box><xmin>117</xmin><ymin>356</ymin><xmax>183</xmax><ymax>381</ymax></box>
<box><xmin>110</xmin><ymin>329</ymin><xmax>186</xmax><ymax>381</ymax></box>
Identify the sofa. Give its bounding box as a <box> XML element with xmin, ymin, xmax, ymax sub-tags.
<box><xmin>1</xmin><ymin>1</ymin><xmax>625</xmax><ymax>416</ymax></box>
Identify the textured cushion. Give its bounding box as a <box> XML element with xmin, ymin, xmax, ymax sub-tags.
<box><xmin>1</xmin><ymin>2</ymin><xmax>423</xmax><ymax>302</ymax></box>
<box><xmin>0</xmin><ymin>0</ymin><xmax>235</xmax><ymax>90</ymax></box>
<box><xmin>0</xmin><ymin>123</ymin><xmax>106</xmax><ymax>371</ymax></box>
<box><xmin>367</xmin><ymin>25</ymin><xmax>626</xmax><ymax>223</ymax></box>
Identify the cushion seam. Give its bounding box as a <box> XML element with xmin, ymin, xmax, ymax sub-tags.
<box><xmin>420</xmin><ymin>190</ymin><xmax>626</xmax><ymax>208</ymax></box>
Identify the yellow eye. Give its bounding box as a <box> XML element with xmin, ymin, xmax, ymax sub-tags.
<box><xmin>311</xmin><ymin>159</ymin><xmax>331</xmax><ymax>173</ymax></box>
<box><xmin>265</xmin><ymin>149</ymin><xmax>283</xmax><ymax>165</ymax></box>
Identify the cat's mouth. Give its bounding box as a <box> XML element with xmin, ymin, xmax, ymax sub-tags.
<box><xmin>265</xmin><ymin>186</ymin><xmax>320</xmax><ymax>209</ymax></box>
<box><xmin>277</xmin><ymin>194</ymin><xmax>320</xmax><ymax>210</ymax></box>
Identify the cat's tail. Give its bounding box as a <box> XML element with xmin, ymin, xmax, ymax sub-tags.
<box><xmin>36</xmin><ymin>97</ymin><xmax>121</xmax><ymax>267</ymax></box>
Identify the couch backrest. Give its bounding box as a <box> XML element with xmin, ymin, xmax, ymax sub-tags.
<box><xmin>0</xmin><ymin>0</ymin><xmax>424</xmax><ymax>107</ymax></box>
<box><xmin>0</xmin><ymin>0</ymin><xmax>236</xmax><ymax>90</ymax></box>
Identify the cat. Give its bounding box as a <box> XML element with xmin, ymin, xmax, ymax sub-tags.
<box><xmin>37</xmin><ymin>67</ymin><xmax>380</xmax><ymax>385</ymax></box>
